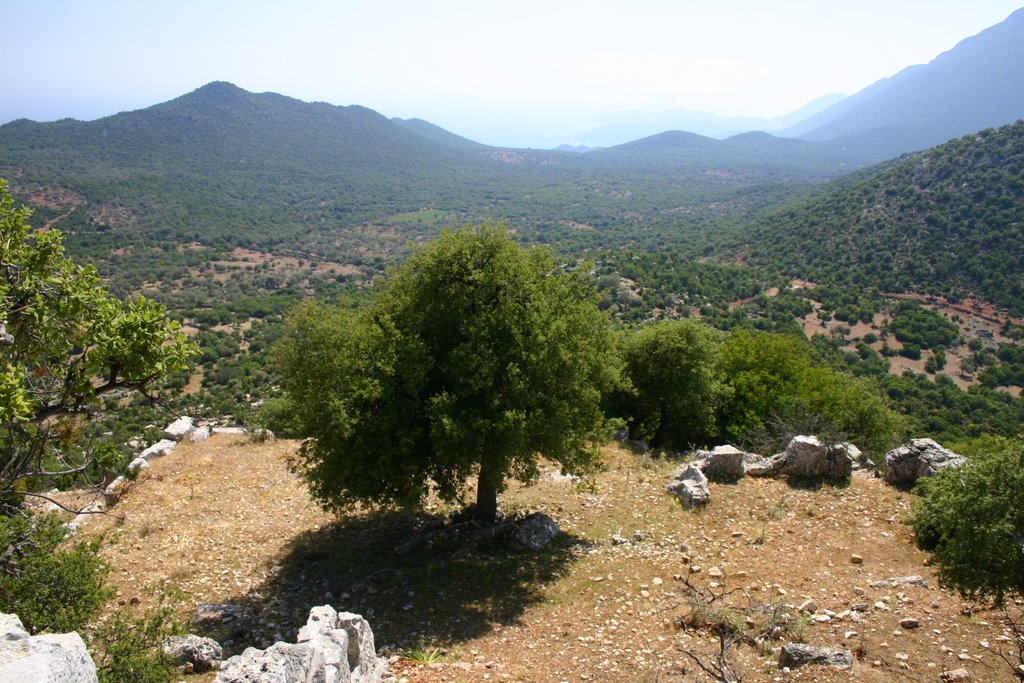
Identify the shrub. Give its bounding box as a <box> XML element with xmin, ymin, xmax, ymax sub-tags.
<box><xmin>910</xmin><ymin>440</ymin><xmax>1024</xmax><ymax>605</ymax></box>
<box><xmin>0</xmin><ymin>513</ymin><xmax>110</xmax><ymax>633</ymax></box>
<box><xmin>90</xmin><ymin>587</ymin><xmax>184</xmax><ymax>683</ymax></box>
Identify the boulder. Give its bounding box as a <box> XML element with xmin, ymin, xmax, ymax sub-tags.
<box><xmin>187</xmin><ymin>426</ymin><xmax>211</xmax><ymax>443</ymax></box>
<box><xmin>743</xmin><ymin>453</ymin><xmax>787</xmax><ymax>478</ymax></box>
<box><xmin>162</xmin><ymin>634</ymin><xmax>222</xmax><ymax>672</ymax></box>
<box><xmin>138</xmin><ymin>439</ymin><xmax>177</xmax><ymax>461</ymax></box>
<box><xmin>510</xmin><ymin>513</ymin><xmax>560</xmax><ymax>551</ymax></box>
<box><xmin>777</xmin><ymin>436</ymin><xmax>853</xmax><ymax>482</ymax></box>
<box><xmin>666</xmin><ymin>463</ymin><xmax>711</xmax><ymax>509</ymax></box>
<box><xmin>778</xmin><ymin>643</ymin><xmax>853</xmax><ymax>670</ymax></box>
<box><xmin>696</xmin><ymin>445</ymin><xmax>747</xmax><ymax>482</ymax></box>
<box><xmin>215</xmin><ymin>606</ymin><xmax>390</xmax><ymax>683</ymax></box>
<box><xmin>163</xmin><ymin>416</ymin><xmax>196</xmax><ymax>442</ymax></box>
<box><xmin>193</xmin><ymin>603</ymin><xmax>243</xmax><ymax>626</ymax></box>
<box><xmin>843</xmin><ymin>442</ymin><xmax>864</xmax><ymax>469</ymax></box>
<box><xmin>884</xmin><ymin>438</ymin><xmax>966</xmax><ymax>487</ymax></box>
<box><xmin>67</xmin><ymin>501</ymin><xmax>104</xmax><ymax>533</ymax></box>
<box><xmin>212</xmin><ymin>427</ymin><xmax>248</xmax><ymax>436</ymax></box>
<box><xmin>103</xmin><ymin>476</ymin><xmax>130</xmax><ymax>505</ymax></box>
<box><xmin>0</xmin><ymin>613</ymin><xmax>98</xmax><ymax>683</ymax></box>
<box><xmin>127</xmin><ymin>457</ymin><xmax>150</xmax><ymax>473</ymax></box>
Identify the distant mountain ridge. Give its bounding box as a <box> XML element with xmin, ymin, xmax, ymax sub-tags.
<box><xmin>781</xmin><ymin>8</ymin><xmax>1024</xmax><ymax>156</ymax></box>
<box><xmin>0</xmin><ymin>81</ymin><xmax>882</xmax><ymax>256</ymax></box>
<box><xmin>574</xmin><ymin>93</ymin><xmax>846</xmax><ymax>147</ymax></box>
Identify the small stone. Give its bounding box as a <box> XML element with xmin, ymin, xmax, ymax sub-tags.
<box><xmin>708</xmin><ymin>566</ymin><xmax>724</xmax><ymax>578</ymax></box>
<box><xmin>940</xmin><ymin>668</ymin><xmax>972</xmax><ymax>682</ymax></box>
<box><xmin>651</xmin><ymin>577</ymin><xmax>663</xmax><ymax>586</ymax></box>
<box><xmin>850</xmin><ymin>554</ymin><xmax>864</xmax><ymax>564</ymax></box>
<box><xmin>797</xmin><ymin>599</ymin><xmax>818</xmax><ymax>614</ymax></box>
<box><xmin>900</xmin><ymin>617</ymin><xmax>921</xmax><ymax>629</ymax></box>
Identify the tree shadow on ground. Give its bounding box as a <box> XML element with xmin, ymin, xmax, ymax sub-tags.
<box><xmin>199</xmin><ymin>510</ymin><xmax>586</xmax><ymax>654</ymax></box>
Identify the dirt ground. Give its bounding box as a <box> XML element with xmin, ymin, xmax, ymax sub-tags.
<box><xmin>80</xmin><ymin>435</ymin><xmax>1021</xmax><ymax>682</ymax></box>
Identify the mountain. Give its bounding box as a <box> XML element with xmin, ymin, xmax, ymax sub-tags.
<box><xmin>0</xmin><ymin>81</ymin><xmax>509</xmax><ymax>247</ymax></box>
<box><xmin>391</xmin><ymin>117</ymin><xmax>485</xmax><ymax>151</ymax></box>
<box><xmin>0</xmin><ymin>82</ymin><xmax>882</xmax><ymax>259</ymax></box>
<box><xmin>574</xmin><ymin>94</ymin><xmax>847</xmax><ymax>147</ymax></box>
<box><xmin>781</xmin><ymin>8</ymin><xmax>1024</xmax><ymax>156</ymax></box>
<box><xmin>739</xmin><ymin>120</ymin><xmax>1024</xmax><ymax>314</ymax></box>
<box><xmin>588</xmin><ymin>129</ymin><xmax>876</xmax><ymax>180</ymax></box>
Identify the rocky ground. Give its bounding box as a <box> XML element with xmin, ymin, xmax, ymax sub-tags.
<box><xmin>80</xmin><ymin>435</ymin><xmax>1021</xmax><ymax>682</ymax></box>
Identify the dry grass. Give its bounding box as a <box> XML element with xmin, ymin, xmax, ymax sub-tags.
<box><xmin>80</xmin><ymin>437</ymin><xmax>1020</xmax><ymax>682</ymax></box>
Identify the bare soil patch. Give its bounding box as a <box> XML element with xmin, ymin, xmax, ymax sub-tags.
<box><xmin>80</xmin><ymin>438</ymin><xmax>1020</xmax><ymax>682</ymax></box>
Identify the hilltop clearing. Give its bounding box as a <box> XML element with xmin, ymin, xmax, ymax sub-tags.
<box><xmin>80</xmin><ymin>434</ymin><xmax>1018</xmax><ymax>682</ymax></box>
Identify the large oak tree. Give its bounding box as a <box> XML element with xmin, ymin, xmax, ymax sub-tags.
<box><xmin>275</xmin><ymin>225</ymin><xmax>621</xmax><ymax>522</ymax></box>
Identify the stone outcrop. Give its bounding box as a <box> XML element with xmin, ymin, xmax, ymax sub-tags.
<box><xmin>214</xmin><ymin>606</ymin><xmax>392</xmax><ymax>683</ymax></box>
<box><xmin>694</xmin><ymin>445</ymin><xmax>748</xmax><ymax>482</ymax></box>
<box><xmin>0</xmin><ymin>613</ymin><xmax>98</xmax><ymax>683</ymax></box>
<box><xmin>776</xmin><ymin>435</ymin><xmax>854</xmax><ymax>482</ymax></box>
<box><xmin>510</xmin><ymin>513</ymin><xmax>560</xmax><ymax>551</ymax></box>
<box><xmin>164</xmin><ymin>416</ymin><xmax>197</xmax><ymax>442</ymax></box>
<box><xmin>778</xmin><ymin>642</ymin><xmax>853</xmax><ymax>670</ymax></box>
<box><xmin>666</xmin><ymin>463</ymin><xmax>711</xmax><ymax>509</ymax></box>
<box><xmin>134</xmin><ymin>439</ymin><xmax>177</xmax><ymax>467</ymax></box>
<box><xmin>162</xmin><ymin>634</ymin><xmax>222</xmax><ymax>672</ymax></box>
<box><xmin>883</xmin><ymin>438</ymin><xmax>966</xmax><ymax>487</ymax></box>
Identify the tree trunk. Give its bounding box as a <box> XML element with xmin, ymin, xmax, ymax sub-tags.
<box><xmin>476</xmin><ymin>463</ymin><xmax>499</xmax><ymax>524</ymax></box>
<box><xmin>649</xmin><ymin>403</ymin><xmax>668</xmax><ymax>449</ymax></box>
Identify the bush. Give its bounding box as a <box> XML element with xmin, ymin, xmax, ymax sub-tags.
<box><xmin>90</xmin><ymin>587</ymin><xmax>183</xmax><ymax>683</ymax></box>
<box><xmin>910</xmin><ymin>440</ymin><xmax>1024</xmax><ymax>605</ymax></box>
<box><xmin>0</xmin><ymin>514</ymin><xmax>110</xmax><ymax>633</ymax></box>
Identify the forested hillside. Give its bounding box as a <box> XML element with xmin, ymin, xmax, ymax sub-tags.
<box><xmin>739</xmin><ymin>121</ymin><xmax>1024</xmax><ymax>314</ymax></box>
<box><xmin>0</xmin><ymin>82</ymin><xmax>875</xmax><ymax>276</ymax></box>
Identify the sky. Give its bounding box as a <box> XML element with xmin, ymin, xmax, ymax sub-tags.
<box><xmin>3</xmin><ymin>0</ymin><xmax>1022</xmax><ymax>147</ymax></box>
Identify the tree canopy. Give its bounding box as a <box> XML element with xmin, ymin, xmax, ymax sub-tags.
<box><xmin>911</xmin><ymin>439</ymin><xmax>1024</xmax><ymax>606</ymax></box>
<box><xmin>0</xmin><ymin>180</ymin><xmax>194</xmax><ymax>507</ymax></box>
<box><xmin>613</xmin><ymin>319</ymin><xmax>723</xmax><ymax>450</ymax></box>
<box><xmin>275</xmin><ymin>225</ymin><xmax>621</xmax><ymax>522</ymax></box>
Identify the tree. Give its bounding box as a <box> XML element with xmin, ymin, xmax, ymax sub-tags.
<box><xmin>716</xmin><ymin>331</ymin><xmax>903</xmax><ymax>460</ymax></box>
<box><xmin>612</xmin><ymin>319</ymin><xmax>723</xmax><ymax>450</ymax></box>
<box><xmin>0</xmin><ymin>180</ymin><xmax>194</xmax><ymax>508</ymax></box>
<box><xmin>910</xmin><ymin>440</ymin><xmax>1024</xmax><ymax>606</ymax></box>
<box><xmin>275</xmin><ymin>225</ymin><xmax>620</xmax><ymax>522</ymax></box>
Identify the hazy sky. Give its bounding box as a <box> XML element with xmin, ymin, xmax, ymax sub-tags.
<box><xmin>3</xmin><ymin>0</ymin><xmax>1022</xmax><ymax>146</ymax></box>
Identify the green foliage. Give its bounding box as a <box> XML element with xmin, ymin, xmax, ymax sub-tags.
<box><xmin>0</xmin><ymin>513</ymin><xmax>110</xmax><ymax>633</ymax></box>
<box><xmin>613</xmin><ymin>319</ymin><xmax>724</xmax><ymax>449</ymax></box>
<box><xmin>716</xmin><ymin>331</ymin><xmax>904</xmax><ymax>459</ymax></box>
<box><xmin>910</xmin><ymin>440</ymin><xmax>1024</xmax><ymax>606</ymax></box>
<box><xmin>0</xmin><ymin>180</ymin><xmax>195</xmax><ymax>501</ymax></box>
<box><xmin>887</xmin><ymin>301</ymin><xmax>959</xmax><ymax>350</ymax></box>
<box><xmin>742</xmin><ymin>121</ymin><xmax>1024</xmax><ymax>314</ymax></box>
<box><xmin>275</xmin><ymin>225</ymin><xmax>621</xmax><ymax>522</ymax></box>
<box><xmin>90</xmin><ymin>587</ymin><xmax>183</xmax><ymax>683</ymax></box>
